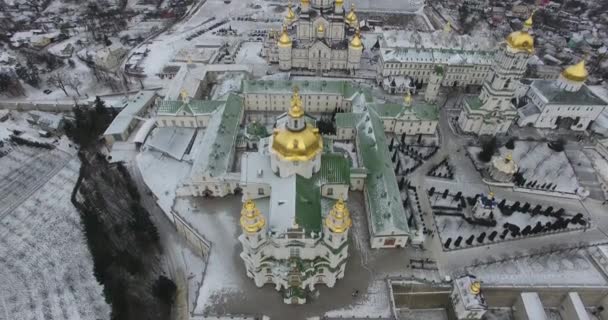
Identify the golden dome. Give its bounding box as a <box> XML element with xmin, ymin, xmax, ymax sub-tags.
<box><xmin>523</xmin><ymin>14</ymin><xmax>533</xmax><ymax>30</ymax></box>
<box><xmin>506</xmin><ymin>30</ymin><xmax>534</xmax><ymax>53</ymax></box>
<box><xmin>325</xmin><ymin>197</ymin><xmax>352</xmax><ymax>234</ymax></box>
<box><xmin>404</xmin><ymin>91</ymin><xmax>412</xmax><ymax>106</ymax></box>
<box><xmin>286</xmin><ymin>2</ymin><xmax>296</xmax><ymax>21</ymax></box>
<box><xmin>317</xmin><ymin>23</ymin><xmax>325</xmax><ymax>33</ymax></box>
<box><xmin>345</xmin><ymin>3</ymin><xmax>358</xmax><ymax>26</ymax></box>
<box><xmin>443</xmin><ymin>21</ymin><xmax>452</xmax><ymax>33</ymax></box>
<box><xmin>562</xmin><ymin>59</ymin><xmax>588</xmax><ymax>82</ymax></box>
<box><xmin>288</xmin><ymin>87</ymin><xmax>304</xmax><ymax>118</ymax></box>
<box><xmin>278</xmin><ymin>26</ymin><xmax>292</xmax><ymax>48</ymax></box>
<box><xmin>302</xmin><ymin>0</ymin><xmax>310</xmax><ymax>3</ymax></box>
<box><xmin>271</xmin><ymin>125</ymin><xmax>323</xmax><ymax>161</ymax></box>
<box><xmin>470</xmin><ymin>281</ymin><xmax>481</xmax><ymax>295</ymax></box>
<box><xmin>240</xmin><ymin>199</ymin><xmax>266</xmax><ymax>233</ymax></box>
<box><xmin>349</xmin><ymin>28</ymin><xmax>362</xmax><ymax>49</ymax></box>
<box><xmin>335</xmin><ymin>0</ymin><xmax>343</xmax><ymax>5</ymax></box>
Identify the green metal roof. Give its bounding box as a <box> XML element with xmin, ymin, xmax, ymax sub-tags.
<box><xmin>295</xmin><ymin>175</ymin><xmax>322</xmax><ymax>234</ymax></box>
<box><xmin>158</xmin><ymin>100</ymin><xmax>224</xmax><ymax>115</ymax></box>
<box><xmin>356</xmin><ymin>109</ymin><xmax>410</xmax><ymax>237</ymax></box>
<box><xmin>242</xmin><ymin>79</ymin><xmax>373</xmax><ymax>102</ymax></box>
<box><xmin>465</xmin><ymin>96</ymin><xmax>483</xmax><ymax>110</ymax></box>
<box><xmin>318</xmin><ymin>153</ymin><xmax>350</xmax><ymax>185</ymax></box>
<box><xmin>336</xmin><ymin>112</ymin><xmax>362</xmax><ymax>129</ymax></box>
<box><xmin>413</xmin><ymin>103</ymin><xmax>439</xmax><ymax>120</ymax></box>
<box><xmin>532</xmin><ymin>80</ymin><xmax>608</xmax><ymax>106</ymax></box>
<box><xmin>191</xmin><ymin>94</ymin><xmax>243</xmax><ymax>178</ymax></box>
<box><xmin>371</xmin><ymin>103</ymin><xmax>404</xmax><ymax>118</ymax></box>
<box><xmin>323</xmin><ymin>137</ymin><xmax>334</xmax><ymax>153</ymax></box>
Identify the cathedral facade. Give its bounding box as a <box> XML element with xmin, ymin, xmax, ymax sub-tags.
<box><xmin>239</xmin><ymin>88</ymin><xmax>352</xmax><ymax>304</ymax></box>
<box><xmin>458</xmin><ymin>15</ymin><xmax>535</xmax><ymax>136</ymax></box>
<box><xmin>264</xmin><ymin>0</ymin><xmax>363</xmax><ymax>73</ymax></box>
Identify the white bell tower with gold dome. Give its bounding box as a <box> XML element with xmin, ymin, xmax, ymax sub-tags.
<box><xmin>347</xmin><ymin>28</ymin><xmax>363</xmax><ymax>71</ymax></box>
<box><xmin>238</xmin><ymin>199</ymin><xmax>269</xmax><ymax>288</ymax></box>
<box><xmin>269</xmin><ymin>87</ymin><xmax>323</xmax><ymax>178</ymax></box>
<box><xmin>323</xmin><ymin>197</ymin><xmax>351</xmax><ymax>249</ymax></box>
<box><xmin>459</xmin><ymin>14</ymin><xmax>535</xmax><ymax>136</ymax></box>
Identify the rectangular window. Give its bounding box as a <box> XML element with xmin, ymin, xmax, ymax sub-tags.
<box><xmin>258</xmin><ymin>188</ymin><xmax>264</xmax><ymax>195</ymax></box>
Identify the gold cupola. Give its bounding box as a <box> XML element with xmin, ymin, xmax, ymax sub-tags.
<box><xmin>470</xmin><ymin>281</ymin><xmax>481</xmax><ymax>295</ymax></box>
<box><xmin>335</xmin><ymin>0</ymin><xmax>344</xmax><ymax>5</ymax></box>
<box><xmin>278</xmin><ymin>25</ymin><xmax>292</xmax><ymax>48</ymax></box>
<box><xmin>349</xmin><ymin>28</ymin><xmax>363</xmax><ymax>49</ymax></box>
<box><xmin>345</xmin><ymin>3</ymin><xmax>358</xmax><ymax>27</ymax></box>
<box><xmin>404</xmin><ymin>90</ymin><xmax>412</xmax><ymax>106</ymax></box>
<box><xmin>270</xmin><ymin>87</ymin><xmax>323</xmax><ymax>162</ymax></box>
<box><xmin>325</xmin><ymin>197</ymin><xmax>352</xmax><ymax>234</ymax></box>
<box><xmin>561</xmin><ymin>59</ymin><xmax>588</xmax><ymax>82</ymax></box>
<box><xmin>506</xmin><ymin>13</ymin><xmax>534</xmax><ymax>53</ymax></box>
<box><xmin>285</xmin><ymin>1</ymin><xmax>297</xmax><ymax>23</ymax></box>
<box><xmin>240</xmin><ymin>199</ymin><xmax>266</xmax><ymax>233</ymax></box>
<box><xmin>288</xmin><ymin>86</ymin><xmax>304</xmax><ymax>118</ymax></box>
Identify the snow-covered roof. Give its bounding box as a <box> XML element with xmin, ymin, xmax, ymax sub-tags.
<box><xmin>27</xmin><ymin>110</ymin><xmax>63</xmax><ymax>130</ymax></box>
<box><xmin>519</xmin><ymin>292</ymin><xmax>547</xmax><ymax>320</ymax></box>
<box><xmin>190</xmin><ymin>94</ymin><xmax>243</xmax><ymax>180</ymax></box>
<box><xmin>133</xmin><ymin>118</ymin><xmax>156</xmax><ymax>144</ymax></box>
<box><xmin>356</xmin><ymin>107</ymin><xmax>410</xmax><ymax>237</ymax></box>
<box><xmin>165</xmin><ymin>64</ymin><xmax>252</xmax><ymax>101</ymax></box>
<box><xmin>147</xmin><ymin>127</ymin><xmax>197</xmax><ymax>160</ymax></box>
<box><xmin>104</xmin><ymin>91</ymin><xmax>157</xmax><ymax>136</ymax></box>
<box><xmin>531</xmin><ymin>80</ymin><xmax>608</xmax><ymax>106</ymax></box>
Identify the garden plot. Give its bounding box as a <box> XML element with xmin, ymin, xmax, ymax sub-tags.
<box><xmin>428</xmin><ymin>190</ymin><xmax>587</xmax><ymax>250</ymax></box>
<box><xmin>0</xmin><ymin>158</ymin><xmax>109</xmax><ymax>320</ymax></box>
<box><xmin>0</xmin><ymin>144</ymin><xmax>72</xmax><ymax>217</ymax></box>
<box><xmin>426</xmin><ymin>157</ymin><xmax>454</xmax><ymax>180</ymax></box>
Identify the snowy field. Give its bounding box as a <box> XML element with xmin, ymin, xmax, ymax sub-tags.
<box><xmin>233</xmin><ymin>42</ymin><xmax>268</xmax><ymax>78</ymax></box>
<box><xmin>467</xmin><ymin>249</ymin><xmax>607</xmax><ymax>286</ymax></box>
<box><xmin>585</xmin><ymin>149</ymin><xmax>608</xmax><ymax>185</ymax></box>
<box><xmin>0</xmin><ymin>155</ymin><xmax>109</xmax><ymax>320</ymax></box>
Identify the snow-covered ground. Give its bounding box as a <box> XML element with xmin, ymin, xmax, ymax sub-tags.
<box><xmin>324</xmin><ymin>280</ymin><xmax>392</xmax><ymax>318</ymax></box>
<box><xmin>136</xmin><ymin>147</ymin><xmax>192</xmax><ymax>214</ymax></box>
<box><xmin>584</xmin><ymin>149</ymin><xmax>608</xmax><ymax>185</ymax></box>
<box><xmin>467</xmin><ymin>249</ymin><xmax>606</xmax><ymax>286</ymax></box>
<box><xmin>0</xmin><ymin>154</ymin><xmax>110</xmax><ymax>320</ymax></box>
<box><xmin>468</xmin><ymin>142</ymin><xmax>580</xmax><ymax>194</ymax></box>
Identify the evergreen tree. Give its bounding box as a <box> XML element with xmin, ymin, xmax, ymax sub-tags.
<box><xmin>478</xmin><ymin>136</ymin><xmax>497</xmax><ymax>162</ymax></box>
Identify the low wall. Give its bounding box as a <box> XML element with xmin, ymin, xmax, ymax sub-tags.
<box><xmin>171</xmin><ymin>209</ymin><xmax>212</xmax><ymax>260</ymax></box>
<box><xmin>0</xmin><ymin>101</ymin><xmax>84</xmax><ymax>112</ymax></box>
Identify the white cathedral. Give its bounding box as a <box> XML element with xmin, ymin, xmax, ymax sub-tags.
<box><xmin>238</xmin><ymin>88</ymin><xmax>352</xmax><ymax>304</ymax></box>
<box><xmin>264</xmin><ymin>0</ymin><xmax>363</xmax><ymax>73</ymax></box>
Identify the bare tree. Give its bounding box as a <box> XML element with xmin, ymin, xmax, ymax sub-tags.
<box><xmin>47</xmin><ymin>72</ymin><xmax>69</xmax><ymax>96</ymax></box>
<box><xmin>66</xmin><ymin>75</ymin><xmax>83</xmax><ymax>97</ymax></box>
